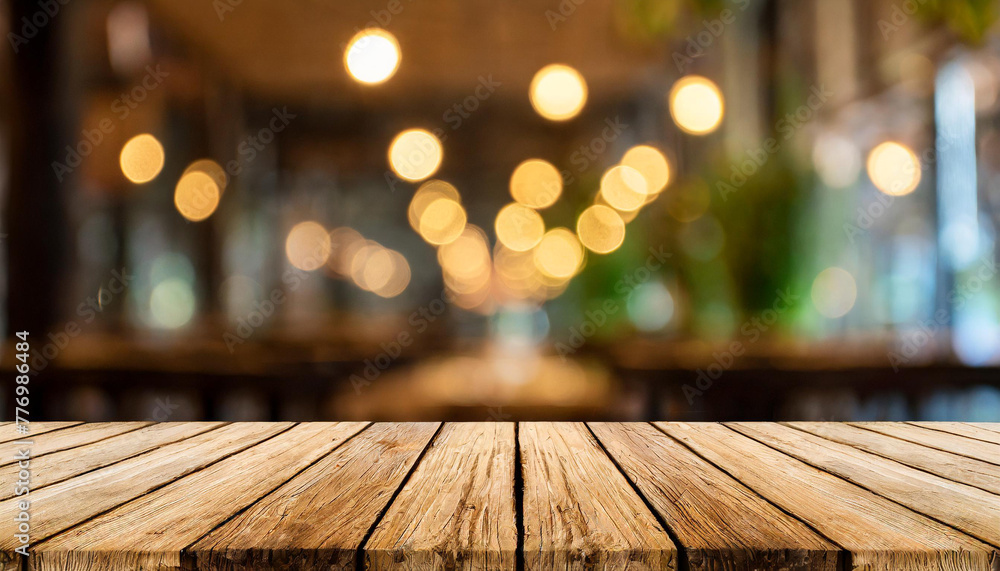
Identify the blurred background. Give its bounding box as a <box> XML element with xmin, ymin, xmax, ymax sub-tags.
<box><xmin>2</xmin><ymin>0</ymin><xmax>1000</xmax><ymax>422</ymax></box>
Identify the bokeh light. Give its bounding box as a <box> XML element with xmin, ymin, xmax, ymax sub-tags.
<box><xmin>375</xmin><ymin>250</ymin><xmax>411</xmax><ymax>298</ymax></box>
<box><xmin>439</xmin><ymin>226</ymin><xmax>492</xmax><ymax>294</ymax></box>
<box><xmin>119</xmin><ymin>133</ymin><xmax>164</xmax><ymax>183</ymax></box>
<box><xmin>867</xmin><ymin>141</ymin><xmax>921</xmax><ymax>196</ymax></box>
<box><xmin>627</xmin><ymin>282</ymin><xmax>674</xmax><ymax>332</ymax></box>
<box><xmin>285</xmin><ymin>221</ymin><xmax>332</xmax><ymax>271</ymax></box>
<box><xmin>389</xmin><ymin>129</ymin><xmax>443</xmax><ymax>182</ymax></box>
<box><xmin>344</xmin><ymin>28</ymin><xmax>401</xmax><ymax>85</ymax></box>
<box><xmin>668</xmin><ymin>75</ymin><xmax>724</xmax><ymax>135</ymax></box>
<box><xmin>183</xmin><ymin>159</ymin><xmax>228</xmax><ymax>193</ymax></box>
<box><xmin>600</xmin><ymin>165</ymin><xmax>648</xmax><ymax>212</ymax></box>
<box><xmin>326</xmin><ymin>227</ymin><xmax>365</xmax><ymax>277</ymax></box>
<box><xmin>812</xmin><ymin>134</ymin><xmax>861</xmax><ymax>189</ymax></box>
<box><xmin>495</xmin><ymin>203</ymin><xmax>545</xmax><ymax>252</ymax></box>
<box><xmin>811</xmin><ymin>267</ymin><xmax>858</xmax><ymax>318</ymax></box>
<box><xmin>174</xmin><ymin>171</ymin><xmax>221</xmax><ymax>222</ymax></box>
<box><xmin>529</xmin><ymin>64</ymin><xmax>588</xmax><ymax>121</ymax></box>
<box><xmin>621</xmin><ymin>145</ymin><xmax>670</xmax><ymax>195</ymax></box>
<box><xmin>408</xmin><ymin>180</ymin><xmax>461</xmax><ymax>232</ymax></box>
<box><xmin>577</xmin><ymin>205</ymin><xmax>625</xmax><ymax>254</ymax></box>
<box><xmin>533</xmin><ymin>228</ymin><xmax>583</xmax><ymax>279</ymax></box>
<box><xmin>418</xmin><ymin>197</ymin><xmax>467</xmax><ymax>245</ymax></box>
<box><xmin>150</xmin><ymin>278</ymin><xmax>195</xmax><ymax>329</ymax></box>
<box><xmin>509</xmin><ymin>159</ymin><xmax>563</xmax><ymax>208</ymax></box>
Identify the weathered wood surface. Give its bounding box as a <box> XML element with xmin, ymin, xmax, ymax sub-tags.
<box><xmin>657</xmin><ymin>422</ymin><xmax>998</xmax><ymax>571</ymax></box>
<box><xmin>3</xmin><ymin>422</ymin><xmax>998</xmax><ymax>571</ymax></box>
<box><xmin>787</xmin><ymin>422</ymin><xmax>1000</xmax><ymax>494</ymax></box>
<box><xmin>192</xmin><ymin>422</ymin><xmax>439</xmax><ymax>571</ymax></box>
<box><xmin>32</xmin><ymin>422</ymin><xmax>368</xmax><ymax>571</ymax></box>
<box><xmin>365</xmin><ymin>422</ymin><xmax>518</xmax><ymax>570</ymax></box>
<box><xmin>731</xmin><ymin>422</ymin><xmax>1000</xmax><ymax>548</ymax></box>
<box><xmin>520</xmin><ymin>422</ymin><xmax>677</xmax><ymax>570</ymax></box>
<box><xmin>591</xmin><ymin>422</ymin><xmax>839</xmax><ymax>571</ymax></box>
<box><xmin>0</xmin><ymin>422</ymin><xmax>82</xmax><ymax>444</ymax></box>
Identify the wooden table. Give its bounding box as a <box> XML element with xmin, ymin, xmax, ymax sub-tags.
<box><xmin>1</xmin><ymin>421</ymin><xmax>998</xmax><ymax>570</ymax></box>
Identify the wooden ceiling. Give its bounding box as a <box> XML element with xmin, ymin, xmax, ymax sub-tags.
<box><xmin>146</xmin><ymin>0</ymin><xmax>671</xmax><ymax>108</ymax></box>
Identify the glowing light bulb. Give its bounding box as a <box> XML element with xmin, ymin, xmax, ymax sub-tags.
<box><xmin>669</xmin><ymin>75</ymin><xmax>724</xmax><ymax>135</ymax></box>
<box><xmin>344</xmin><ymin>28</ymin><xmax>401</xmax><ymax>85</ymax></box>
<box><xmin>529</xmin><ymin>64</ymin><xmax>587</xmax><ymax>121</ymax></box>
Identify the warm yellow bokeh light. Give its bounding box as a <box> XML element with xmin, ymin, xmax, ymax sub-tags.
<box><xmin>509</xmin><ymin>159</ymin><xmax>562</xmax><ymax>208</ymax></box>
<box><xmin>534</xmin><ymin>228</ymin><xmax>583</xmax><ymax>279</ymax></box>
<box><xmin>174</xmin><ymin>171</ymin><xmax>221</xmax><ymax>222</ymax></box>
<box><xmin>577</xmin><ymin>205</ymin><xmax>626</xmax><ymax>254</ymax></box>
<box><xmin>529</xmin><ymin>64</ymin><xmax>588</xmax><ymax>121</ymax></box>
<box><xmin>389</xmin><ymin>129</ymin><xmax>443</xmax><ymax>182</ymax></box>
<box><xmin>669</xmin><ymin>75</ymin><xmax>724</xmax><ymax>135</ymax></box>
<box><xmin>120</xmin><ymin>133</ymin><xmax>164</xmax><ymax>183</ymax></box>
<box><xmin>439</xmin><ymin>226</ymin><xmax>491</xmax><ymax>294</ymax></box>
<box><xmin>408</xmin><ymin>180</ymin><xmax>461</xmax><ymax>231</ymax></box>
<box><xmin>621</xmin><ymin>145</ymin><xmax>670</xmax><ymax>195</ymax></box>
<box><xmin>350</xmin><ymin>243</ymin><xmax>387</xmax><ymax>291</ymax></box>
<box><xmin>811</xmin><ymin>267</ymin><xmax>857</xmax><ymax>318</ymax></box>
<box><xmin>495</xmin><ymin>203</ymin><xmax>545</xmax><ymax>252</ymax></box>
<box><xmin>418</xmin><ymin>198</ymin><xmax>467</xmax><ymax>245</ymax></box>
<box><xmin>375</xmin><ymin>250</ymin><xmax>411</xmax><ymax>298</ymax></box>
<box><xmin>600</xmin><ymin>165</ymin><xmax>649</xmax><ymax>212</ymax></box>
<box><xmin>866</xmin><ymin>141</ymin><xmax>921</xmax><ymax>196</ymax></box>
<box><xmin>183</xmin><ymin>159</ymin><xmax>228</xmax><ymax>193</ymax></box>
<box><xmin>285</xmin><ymin>221</ymin><xmax>332</xmax><ymax>271</ymax></box>
<box><xmin>344</xmin><ymin>28</ymin><xmax>401</xmax><ymax>85</ymax></box>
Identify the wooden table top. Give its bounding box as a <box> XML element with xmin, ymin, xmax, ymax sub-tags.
<box><xmin>2</xmin><ymin>421</ymin><xmax>998</xmax><ymax>570</ymax></box>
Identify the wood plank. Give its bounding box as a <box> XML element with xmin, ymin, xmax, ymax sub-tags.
<box><xmin>656</xmin><ymin>422</ymin><xmax>998</xmax><ymax>571</ymax></box>
<box><xmin>590</xmin><ymin>423</ymin><xmax>838</xmax><ymax>571</ymax></box>
<box><xmin>787</xmin><ymin>422</ymin><xmax>1000</xmax><ymax>495</ymax></box>
<box><xmin>0</xmin><ymin>422</ymin><xmax>295</xmax><ymax>570</ymax></box>
<box><xmin>977</xmin><ymin>423</ymin><xmax>1000</xmax><ymax>434</ymax></box>
<box><xmin>365</xmin><ymin>422</ymin><xmax>517</xmax><ymax>571</ymax></box>
<box><xmin>731</xmin><ymin>422</ymin><xmax>1000</xmax><ymax>548</ymax></box>
<box><xmin>520</xmin><ymin>422</ymin><xmax>677</xmax><ymax>570</ymax></box>
<box><xmin>0</xmin><ymin>422</ymin><xmax>151</xmax><ymax>465</ymax></box>
<box><xmin>910</xmin><ymin>422</ymin><xmax>1000</xmax><ymax>446</ymax></box>
<box><xmin>192</xmin><ymin>422</ymin><xmax>439</xmax><ymax>571</ymax></box>
<box><xmin>853</xmin><ymin>422</ymin><xmax>1000</xmax><ymax>466</ymax></box>
<box><xmin>0</xmin><ymin>422</ymin><xmax>83</xmax><ymax>444</ymax></box>
<box><xmin>0</xmin><ymin>422</ymin><xmax>224</xmax><ymax>499</ymax></box>
<box><xmin>31</xmin><ymin>422</ymin><xmax>368</xmax><ymax>571</ymax></box>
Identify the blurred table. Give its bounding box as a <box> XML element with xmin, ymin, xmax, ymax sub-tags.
<box><xmin>4</xmin><ymin>421</ymin><xmax>998</xmax><ymax>569</ymax></box>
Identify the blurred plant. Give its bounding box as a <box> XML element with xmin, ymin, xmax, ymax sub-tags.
<box><xmin>922</xmin><ymin>0</ymin><xmax>998</xmax><ymax>45</ymax></box>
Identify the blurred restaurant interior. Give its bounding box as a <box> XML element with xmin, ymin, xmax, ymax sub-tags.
<box><xmin>2</xmin><ymin>0</ymin><xmax>1000</xmax><ymax>422</ymax></box>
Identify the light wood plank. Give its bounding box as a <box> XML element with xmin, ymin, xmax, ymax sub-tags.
<box><xmin>0</xmin><ymin>422</ymin><xmax>224</xmax><ymax>499</ymax></box>
<box><xmin>910</xmin><ymin>422</ymin><xmax>1000</xmax><ymax>446</ymax></box>
<box><xmin>977</xmin><ymin>423</ymin><xmax>1000</xmax><ymax>434</ymax></box>
<box><xmin>0</xmin><ymin>422</ymin><xmax>295</xmax><ymax>569</ymax></box>
<box><xmin>520</xmin><ymin>422</ymin><xmax>677</xmax><ymax>570</ymax></box>
<box><xmin>731</xmin><ymin>422</ymin><xmax>1000</xmax><ymax>548</ymax></box>
<box><xmin>192</xmin><ymin>422</ymin><xmax>439</xmax><ymax>571</ymax></box>
<box><xmin>32</xmin><ymin>422</ymin><xmax>368</xmax><ymax>571</ymax></box>
<box><xmin>854</xmin><ymin>422</ymin><xmax>1000</xmax><ymax>466</ymax></box>
<box><xmin>591</xmin><ymin>423</ymin><xmax>838</xmax><ymax>571</ymax></box>
<box><xmin>0</xmin><ymin>422</ymin><xmax>152</xmax><ymax>466</ymax></box>
<box><xmin>787</xmin><ymin>422</ymin><xmax>1000</xmax><ymax>495</ymax></box>
<box><xmin>0</xmin><ymin>422</ymin><xmax>83</xmax><ymax>445</ymax></box>
<box><xmin>365</xmin><ymin>422</ymin><xmax>517</xmax><ymax>571</ymax></box>
<box><xmin>656</xmin><ymin>422</ymin><xmax>997</xmax><ymax>571</ymax></box>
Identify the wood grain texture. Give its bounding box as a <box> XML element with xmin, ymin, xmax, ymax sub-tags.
<box><xmin>520</xmin><ymin>422</ymin><xmax>677</xmax><ymax>570</ymax></box>
<box><xmin>0</xmin><ymin>422</ymin><xmax>224</xmax><ymax>499</ymax></box>
<box><xmin>731</xmin><ymin>422</ymin><xmax>1000</xmax><ymax>548</ymax></box>
<box><xmin>787</xmin><ymin>422</ymin><xmax>1000</xmax><ymax>495</ymax></box>
<box><xmin>31</xmin><ymin>422</ymin><xmax>368</xmax><ymax>571</ymax></box>
<box><xmin>853</xmin><ymin>422</ymin><xmax>1000</xmax><ymax>466</ymax></box>
<box><xmin>657</xmin><ymin>422</ymin><xmax>998</xmax><ymax>571</ymax></box>
<box><xmin>0</xmin><ymin>422</ymin><xmax>294</xmax><ymax>570</ymax></box>
<box><xmin>365</xmin><ymin>422</ymin><xmax>517</xmax><ymax>571</ymax></box>
<box><xmin>591</xmin><ymin>423</ymin><xmax>838</xmax><ymax>571</ymax></box>
<box><xmin>0</xmin><ymin>422</ymin><xmax>147</xmax><ymax>464</ymax></box>
<box><xmin>909</xmin><ymin>422</ymin><xmax>1000</xmax><ymax>446</ymax></box>
<box><xmin>192</xmin><ymin>422</ymin><xmax>439</xmax><ymax>571</ymax></box>
<box><xmin>0</xmin><ymin>422</ymin><xmax>82</xmax><ymax>444</ymax></box>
